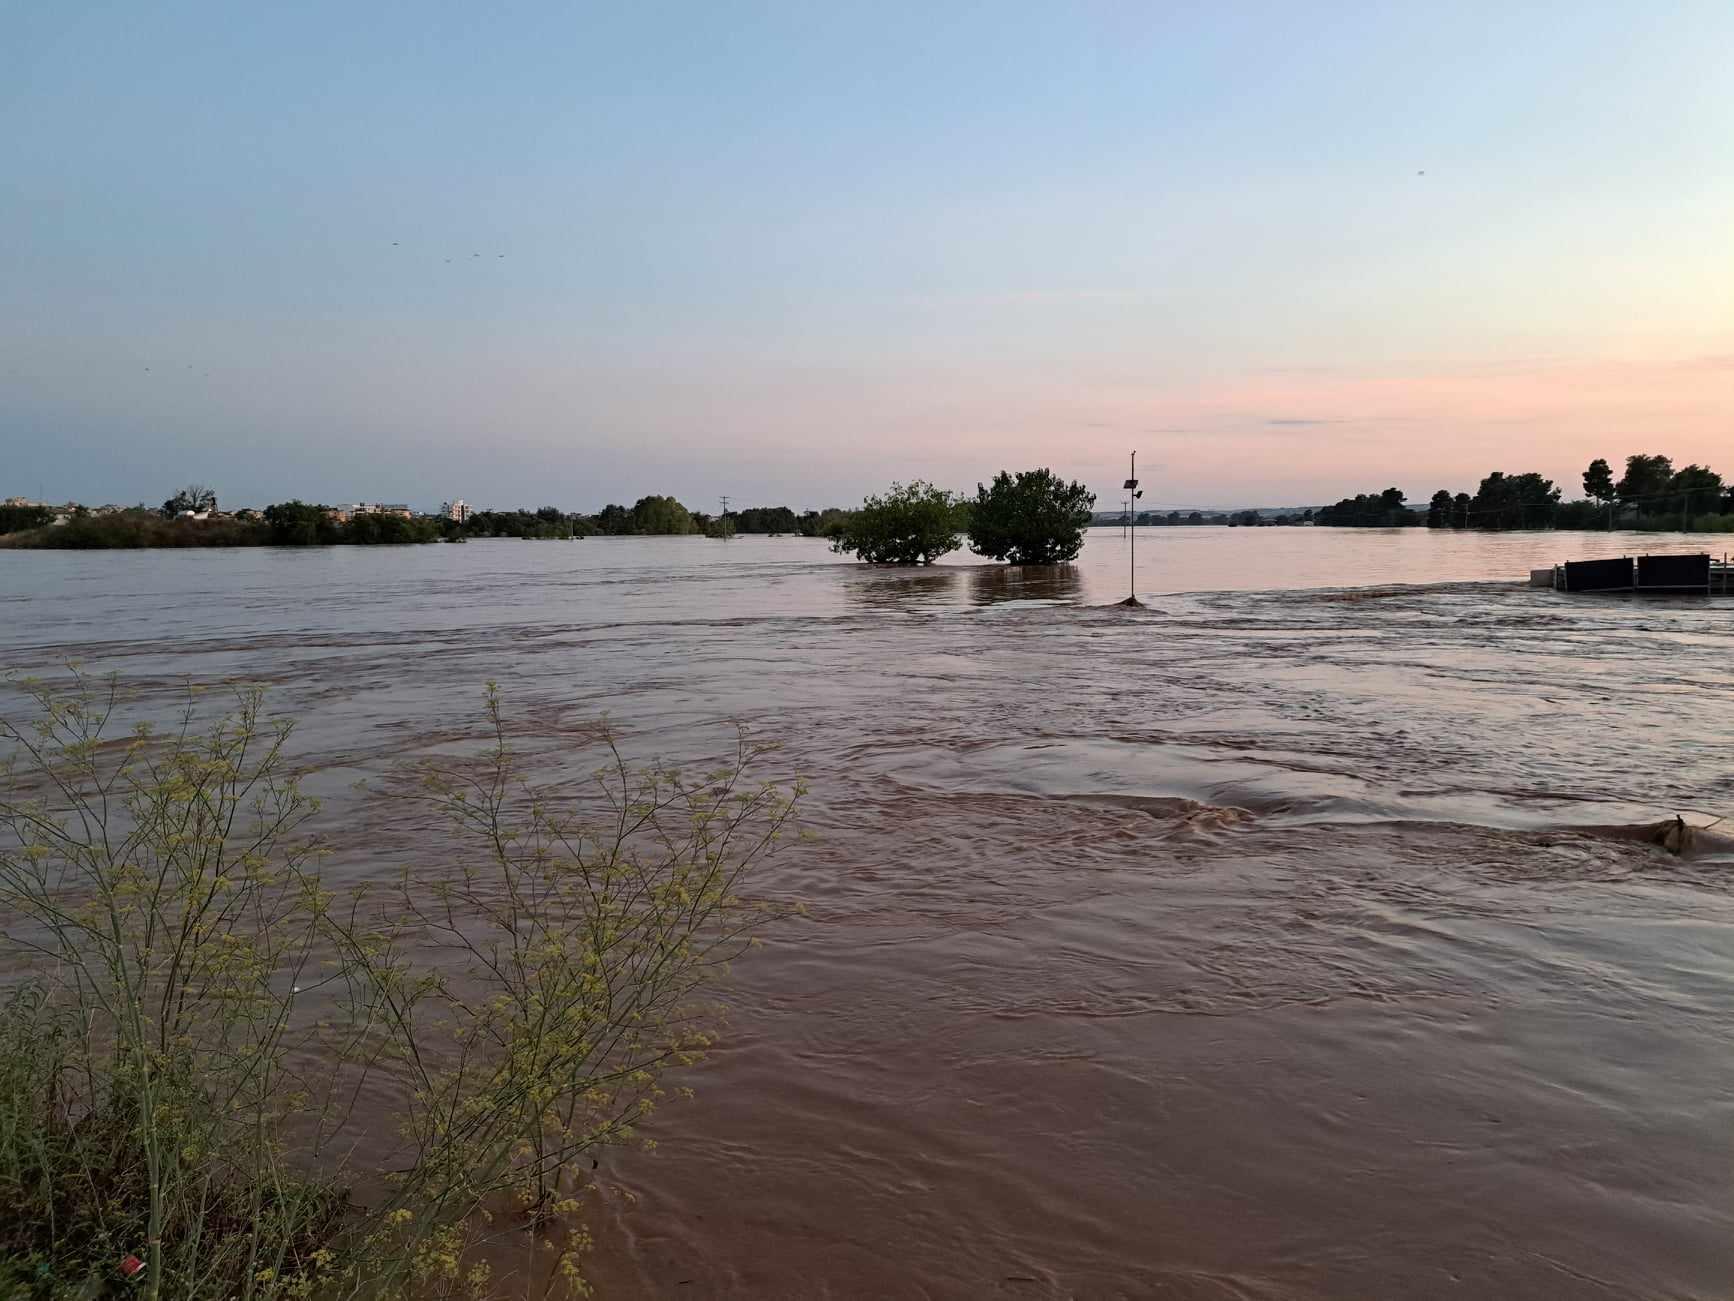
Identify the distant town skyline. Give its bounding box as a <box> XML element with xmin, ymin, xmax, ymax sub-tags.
<box><xmin>4</xmin><ymin>3</ymin><xmax>1730</xmax><ymax>511</ymax></box>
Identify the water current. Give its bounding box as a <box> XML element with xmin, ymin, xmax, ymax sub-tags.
<box><xmin>3</xmin><ymin>528</ymin><xmax>1731</xmax><ymax>1299</ymax></box>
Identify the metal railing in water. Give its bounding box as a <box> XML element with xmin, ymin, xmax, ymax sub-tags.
<box><xmin>1544</xmin><ymin>553</ymin><xmax>1732</xmax><ymax>595</ymax></box>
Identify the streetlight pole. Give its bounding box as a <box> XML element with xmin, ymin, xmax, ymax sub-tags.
<box><xmin>1121</xmin><ymin>451</ymin><xmax>1142</xmax><ymax>607</ymax></box>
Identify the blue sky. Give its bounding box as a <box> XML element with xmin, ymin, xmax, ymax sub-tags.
<box><xmin>3</xmin><ymin>1</ymin><xmax>1730</xmax><ymax>510</ymax></box>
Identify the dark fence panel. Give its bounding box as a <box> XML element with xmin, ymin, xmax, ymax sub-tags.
<box><xmin>1563</xmin><ymin>557</ymin><xmax>1632</xmax><ymax>592</ymax></box>
<box><xmin>1636</xmin><ymin>553</ymin><xmax>1710</xmax><ymax>591</ymax></box>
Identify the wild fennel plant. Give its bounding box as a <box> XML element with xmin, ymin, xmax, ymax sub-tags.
<box><xmin>0</xmin><ymin>674</ymin><xmax>797</xmax><ymax>1299</ymax></box>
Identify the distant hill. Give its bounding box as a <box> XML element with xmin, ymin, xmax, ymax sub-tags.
<box><xmin>1090</xmin><ymin>506</ymin><xmax>1322</xmax><ymax>524</ymax></box>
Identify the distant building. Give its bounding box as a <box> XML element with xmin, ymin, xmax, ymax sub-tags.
<box><xmin>352</xmin><ymin>502</ymin><xmax>414</xmax><ymax>519</ymax></box>
<box><xmin>442</xmin><ymin>499</ymin><xmax>473</xmax><ymax>523</ymax></box>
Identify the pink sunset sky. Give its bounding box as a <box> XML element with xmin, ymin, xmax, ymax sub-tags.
<box><xmin>4</xmin><ymin>2</ymin><xmax>1730</xmax><ymax>509</ymax></box>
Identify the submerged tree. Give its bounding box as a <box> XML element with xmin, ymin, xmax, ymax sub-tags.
<box><xmin>1616</xmin><ymin>454</ymin><xmax>1674</xmax><ymax>514</ymax></box>
<box><xmin>1669</xmin><ymin>464</ymin><xmax>1724</xmax><ymax>520</ymax></box>
<box><xmin>797</xmin><ymin>508</ymin><xmax>851</xmax><ymax>538</ymax></box>
<box><xmin>1313</xmin><ymin>489</ymin><xmax>1419</xmax><ymax>528</ymax></box>
<box><xmin>1426</xmin><ymin>489</ymin><xmax>1453</xmax><ymax>528</ymax></box>
<box><xmin>966</xmin><ymin>468</ymin><xmax>1096</xmax><ymax>564</ymax></box>
<box><xmin>830</xmin><ymin>481</ymin><xmax>963</xmax><ymax>564</ymax></box>
<box><xmin>629</xmin><ymin>495</ymin><xmax>698</xmax><ymax>535</ymax></box>
<box><xmin>263</xmin><ymin>499</ymin><xmax>341</xmax><ymax>544</ymax></box>
<box><xmin>1468</xmin><ymin>471</ymin><xmax>1561</xmax><ymax>529</ymax></box>
<box><xmin>595</xmin><ymin>503</ymin><xmax>634</xmax><ymax>535</ymax></box>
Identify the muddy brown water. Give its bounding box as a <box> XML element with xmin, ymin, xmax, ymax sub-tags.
<box><xmin>3</xmin><ymin>529</ymin><xmax>1732</xmax><ymax>1299</ymax></box>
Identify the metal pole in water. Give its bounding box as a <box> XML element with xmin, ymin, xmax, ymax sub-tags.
<box><xmin>1120</xmin><ymin>451</ymin><xmax>1141</xmax><ymax>606</ymax></box>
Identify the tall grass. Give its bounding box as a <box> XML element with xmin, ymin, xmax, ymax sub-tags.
<box><xmin>0</xmin><ymin>674</ymin><xmax>797</xmax><ymax>1298</ymax></box>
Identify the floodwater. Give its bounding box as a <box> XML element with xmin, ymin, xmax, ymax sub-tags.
<box><xmin>3</xmin><ymin>528</ymin><xmax>1732</xmax><ymax>1299</ymax></box>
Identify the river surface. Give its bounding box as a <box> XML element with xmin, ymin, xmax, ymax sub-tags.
<box><xmin>3</xmin><ymin>528</ymin><xmax>1732</xmax><ymax>1299</ymax></box>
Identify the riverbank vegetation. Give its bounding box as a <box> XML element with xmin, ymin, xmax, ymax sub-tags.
<box><xmin>0</xmin><ymin>674</ymin><xmax>796</xmax><ymax>1298</ymax></box>
<box><xmin>9</xmin><ymin>447</ymin><xmax>1733</xmax><ymax>551</ymax></box>
<box><xmin>0</xmin><ymin>490</ymin><xmax>857</xmax><ymax>549</ymax></box>
<box><xmin>1315</xmin><ymin>488</ymin><xmax>1417</xmax><ymax>528</ymax></box>
<box><xmin>2</xmin><ymin>509</ymin><xmax>279</xmax><ymax>549</ymax></box>
<box><xmin>1307</xmin><ymin>452</ymin><xmax>1734</xmax><ymax>532</ymax></box>
<box><xmin>0</xmin><ymin>504</ymin><xmax>54</xmax><ymax>535</ymax></box>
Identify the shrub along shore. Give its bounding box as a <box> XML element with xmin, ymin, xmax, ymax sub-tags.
<box><xmin>0</xmin><ymin>675</ymin><xmax>797</xmax><ymax>1298</ymax></box>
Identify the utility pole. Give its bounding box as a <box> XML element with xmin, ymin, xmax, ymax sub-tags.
<box><xmin>1121</xmin><ymin>451</ymin><xmax>1142</xmax><ymax>607</ymax></box>
<box><xmin>718</xmin><ymin>495</ymin><xmax>734</xmax><ymax>540</ymax></box>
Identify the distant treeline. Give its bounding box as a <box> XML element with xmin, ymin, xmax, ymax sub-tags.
<box><xmin>10</xmin><ymin>453</ymin><xmax>1734</xmax><ymax>550</ymax></box>
<box><xmin>589</xmin><ymin>498</ymin><xmax>850</xmax><ymax>538</ymax></box>
<box><xmin>1315</xmin><ymin>453</ymin><xmax>1734</xmax><ymax>532</ymax></box>
<box><xmin>0</xmin><ymin>504</ymin><xmax>55</xmax><ymax>535</ymax></box>
<box><xmin>1122</xmin><ymin>509</ymin><xmax>1307</xmax><ymax>527</ymax></box>
<box><xmin>0</xmin><ymin>492</ymin><xmax>854</xmax><ymax>549</ymax></box>
<box><xmin>0</xmin><ymin>506</ymin><xmax>450</xmax><ymax>550</ymax></box>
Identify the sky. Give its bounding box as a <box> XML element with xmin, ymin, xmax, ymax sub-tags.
<box><xmin>2</xmin><ymin>1</ymin><xmax>1730</xmax><ymax>512</ymax></box>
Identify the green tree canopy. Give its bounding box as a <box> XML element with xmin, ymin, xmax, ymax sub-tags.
<box><xmin>1582</xmin><ymin>457</ymin><xmax>1615</xmax><ymax>504</ymax></box>
<box><xmin>732</xmin><ymin>505</ymin><xmax>799</xmax><ymax>533</ymax></box>
<box><xmin>1426</xmin><ymin>489</ymin><xmax>1453</xmax><ymax>527</ymax></box>
<box><xmin>797</xmin><ymin>508</ymin><xmax>850</xmax><ymax>538</ymax></box>
<box><xmin>460</xmin><ymin>509</ymin><xmax>576</xmax><ymax>539</ymax></box>
<box><xmin>831</xmin><ymin>481</ymin><xmax>963</xmax><ymax>564</ymax></box>
<box><xmin>347</xmin><ymin>511</ymin><xmax>442</xmax><ymax>544</ymax></box>
<box><xmin>1313</xmin><ymin>491</ymin><xmax>1419</xmax><ymax>527</ymax></box>
<box><xmin>0</xmin><ymin>504</ymin><xmax>53</xmax><ymax>535</ymax></box>
<box><xmin>966</xmin><ymin>468</ymin><xmax>1096</xmax><ymax>564</ymax></box>
<box><xmin>1616</xmin><ymin>454</ymin><xmax>1674</xmax><ymax>510</ymax></box>
<box><xmin>595</xmin><ymin>503</ymin><xmax>634</xmax><ymax>535</ymax></box>
<box><xmin>630</xmin><ymin>495</ymin><xmax>697</xmax><ymax>535</ymax></box>
<box><xmin>1670</xmin><ymin>464</ymin><xmax>1723</xmax><ymax>514</ymax></box>
<box><xmin>1468</xmin><ymin>471</ymin><xmax>1561</xmax><ymax>529</ymax></box>
<box><xmin>262</xmin><ymin>500</ymin><xmax>339</xmax><ymax>545</ymax></box>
